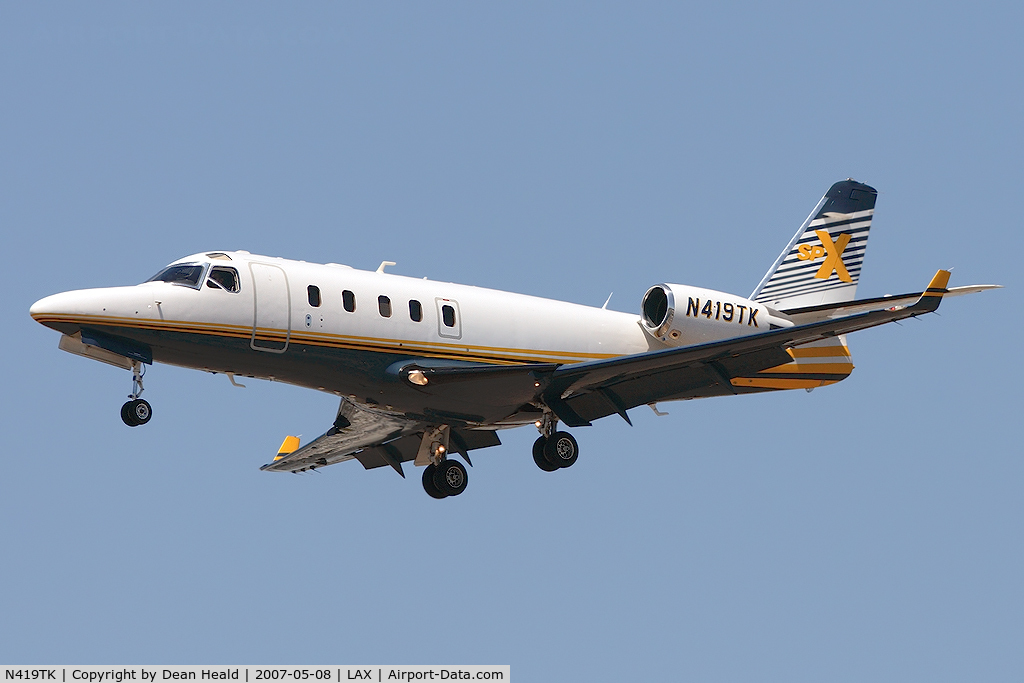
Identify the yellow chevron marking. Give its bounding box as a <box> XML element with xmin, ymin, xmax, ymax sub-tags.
<box><xmin>813</xmin><ymin>230</ymin><xmax>852</xmax><ymax>282</ymax></box>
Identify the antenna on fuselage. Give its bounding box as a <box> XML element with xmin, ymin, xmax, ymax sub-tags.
<box><xmin>376</xmin><ymin>261</ymin><xmax>396</xmax><ymax>273</ymax></box>
<box><xmin>602</xmin><ymin>292</ymin><xmax>613</xmax><ymax>309</ymax></box>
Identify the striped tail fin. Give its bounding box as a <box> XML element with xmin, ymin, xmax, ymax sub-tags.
<box><xmin>751</xmin><ymin>179</ymin><xmax>877</xmax><ymax>310</ymax></box>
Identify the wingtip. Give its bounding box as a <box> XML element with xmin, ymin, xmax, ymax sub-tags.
<box><xmin>275</xmin><ymin>435</ymin><xmax>301</xmax><ymax>461</ymax></box>
<box><xmin>927</xmin><ymin>269</ymin><xmax>952</xmax><ymax>292</ymax></box>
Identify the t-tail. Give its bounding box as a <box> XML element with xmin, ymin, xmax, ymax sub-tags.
<box><xmin>751</xmin><ymin>179</ymin><xmax>877</xmax><ymax>310</ymax></box>
<box><xmin>738</xmin><ymin>179</ymin><xmax>876</xmax><ymax>392</ymax></box>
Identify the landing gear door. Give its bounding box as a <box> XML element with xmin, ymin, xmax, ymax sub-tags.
<box><xmin>435</xmin><ymin>298</ymin><xmax>462</xmax><ymax>340</ymax></box>
<box><xmin>250</xmin><ymin>263</ymin><xmax>291</xmax><ymax>353</ymax></box>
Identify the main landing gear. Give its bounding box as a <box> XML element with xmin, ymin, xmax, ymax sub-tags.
<box><xmin>120</xmin><ymin>361</ymin><xmax>152</xmax><ymax>427</ymax></box>
<box><xmin>422</xmin><ymin>459</ymin><xmax>468</xmax><ymax>499</ymax></box>
<box><xmin>532</xmin><ymin>415</ymin><xmax>580</xmax><ymax>472</ymax></box>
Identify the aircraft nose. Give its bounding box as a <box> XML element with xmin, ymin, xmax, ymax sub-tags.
<box><xmin>30</xmin><ymin>292</ymin><xmax>70</xmax><ymax>320</ymax></box>
<box><xmin>29</xmin><ymin>290</ymin><xmax>96</xmax><ymax>332</ymax></box>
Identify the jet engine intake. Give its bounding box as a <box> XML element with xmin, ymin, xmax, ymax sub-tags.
<box><xmin>640</xmin><ymin>283</ymin><xmax>791</xmax><ymax>346</ymax></box>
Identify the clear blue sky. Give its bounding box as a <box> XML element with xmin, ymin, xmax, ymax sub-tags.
<box><xmin>1</xmin><ymin>3</ymin><xmax>1021</xmax><ymax>680</ymax></box>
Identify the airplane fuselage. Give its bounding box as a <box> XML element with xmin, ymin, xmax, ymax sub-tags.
<box><xmin>32</xmin><ymin>251</ymin><xmax>653</xmax><ymax>424</ymax></box>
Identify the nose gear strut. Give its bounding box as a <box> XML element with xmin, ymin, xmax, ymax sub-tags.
<box><xmin>120</xmin><ymin>361</ymin><xmax>152</xmax><ymax>427</ymax></box>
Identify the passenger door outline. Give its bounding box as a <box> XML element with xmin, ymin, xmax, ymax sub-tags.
<box><xmin>250</xmin><ymin>263</ymin><xmax>291</xmax><ymax>353</ymax></box>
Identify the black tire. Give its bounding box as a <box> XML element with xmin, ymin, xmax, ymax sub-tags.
<box><xmin>129</xmin><ymin>399</ymin><xmax>152</xmax><ymax>425</ymax></box>
<box><xmin>533</xmin><ymin>436</ymin><xmax>558</xmax><ymax>472</ymax></box>
<box><xmin>544</xmin><ymin>431</ymin><xmax>579</xmax><ymax>469</ymax></box>
<box><xmin>433</xmin><ymin>459</ymin><xmax>468</xmax><ymax>496</ymax></box>
<box><xmin>422</xmin><ymin>464</ymin><xmax>448</xmax><ymax>499</ymax></box>
<box><xmin>121</xmin><ymin>401</ymin><xmax>139</xmax><ymax>427</ymax></box>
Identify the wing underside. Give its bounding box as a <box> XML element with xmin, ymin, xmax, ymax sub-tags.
<box><xmin>260</xmin><ymin>397</ymin><xmax>503</xmax><ymax>475</ymax></box>
<box><xmin>260</xmin><ymin>398</ymin><xmax>421</xmax><ymax>473</ymax></box>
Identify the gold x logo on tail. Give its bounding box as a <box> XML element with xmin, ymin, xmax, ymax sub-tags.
<box><xmin>813</xmin><ymin>230</ymin><xmax>852</xmax><ymax>282</ymax></box>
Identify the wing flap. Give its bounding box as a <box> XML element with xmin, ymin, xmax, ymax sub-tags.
<box><xmin>354</xmin><ymin>429</ymin><xmax>502</xmax><ymax>470</ymax></box>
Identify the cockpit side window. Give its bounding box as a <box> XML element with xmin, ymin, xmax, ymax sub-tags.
<box><xmin>207</xmin><ymin>267</ymin><xmax>240</xmax><ymax>293</ymax></box>
<box><xmin>147</xmin><ymin>264</ymin><xmax>207</xmax><ymax>289</ymax></box>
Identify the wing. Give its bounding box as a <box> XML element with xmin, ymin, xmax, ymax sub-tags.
<box><xmin>260</xmin><ymin>397</ymin><xmax>423</xmax><ymax>473</ymax></box>
<box><xmin>260</xmin><ymin>397</ymin><xmax>504</xmax><ymax>476</ymax></box>
<box><xmin>537</xmin><ymin>270</ymin><xmax>964</xmax><ymax>426</ymax></box>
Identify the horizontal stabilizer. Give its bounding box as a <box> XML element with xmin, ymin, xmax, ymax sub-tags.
<box><xmin>945</xmin><ymin>284</ymin><xmax>1003</xmax><ymax>298</ymax></box>
<box><xmin>779</xmin><ymin>274</ymin><xmax>999</xmax><ymax>324</ymax></box>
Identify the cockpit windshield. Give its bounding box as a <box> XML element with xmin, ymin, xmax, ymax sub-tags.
<box><xmin>146</xmin><ymin>263</ymin><xmax>207</xmax><ymax>289</ymax></box>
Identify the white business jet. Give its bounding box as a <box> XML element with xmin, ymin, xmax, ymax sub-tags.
<box><xmin>30</xmin><ymin>180</ymin><xmax>998</xmax><ymax>498</ymax></box>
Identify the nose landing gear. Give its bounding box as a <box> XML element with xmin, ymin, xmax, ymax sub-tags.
<box><xmin>120</xmin><ymin>361</ymin><xmax>153</xmax><ymax>427</ymax></box>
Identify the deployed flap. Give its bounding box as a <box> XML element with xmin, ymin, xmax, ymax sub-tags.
<box><xmin>356</xmin><ymin>429</ymin><xmax>501</xmax><ymax>471</ymax></box>
<box><xmin>543</xmin><ymin>270</ymin><xmax>958</xmax><ymax>426</ymax></box>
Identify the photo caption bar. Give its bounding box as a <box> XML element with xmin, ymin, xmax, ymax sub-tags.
<box><xmin>1</xmin><ymin>668</ymin><xmax>509</xmax><ymax>683</ymax></box>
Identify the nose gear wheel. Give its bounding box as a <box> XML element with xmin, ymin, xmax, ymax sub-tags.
<box><xmin>120</xmin><ymin>361</ymin><xmax>153</xmax><ymax>426</ymax></box>
<box><xmin>121</xmin><ymin>398</ymin><xmax>152</xmax><ymax>426</ymax></box>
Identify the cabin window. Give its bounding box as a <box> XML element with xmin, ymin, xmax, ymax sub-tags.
<box><xmin>307</xmin><ymin>285</ymin><xmax>321</xmax><ymax>307</ymax></box>
<box><xmin>147</xmin><ymin>264</ymin><xmax>206</xmax><ymax>289</ymax></box>
<box><xmin>206</xmin><ymin>266</ymin><xmax>240</xmax><ymax>292</ymax></box>
<box><xmin>442</xmin><ymin>304</ymin><xmax>456</xmax><ymax>328</ymax></box>
<box><xmin>409</xmin><ymin>300</ymin><xmax>422</xmax><ymax>322</ymax></box>
<box><xmin>378</xmin><ymin>295</ymin><xmax>392</xmax><ymax>318</ymax></box>
<box><xmin>343</xmin><ymin>290</ymin><xmax>356</xmax><ymax>312</ymax></box>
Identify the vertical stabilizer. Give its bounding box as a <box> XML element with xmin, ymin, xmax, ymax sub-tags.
<box><xmin>751</xmin><ymin>180</ymin><xmax>876</xmax><ymax>310</ymax></box>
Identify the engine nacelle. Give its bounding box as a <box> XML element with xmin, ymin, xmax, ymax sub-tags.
<box><xmin>640</xmin><ymin>283</ymin><xmax>792</xmax><ymax>346</ymax></box>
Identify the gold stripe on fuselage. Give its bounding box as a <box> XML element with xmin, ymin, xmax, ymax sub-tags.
<box><xmin>30</xmin><ymin>313</ymin><xmax>618</xmax><ymax>366</ymax></box>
